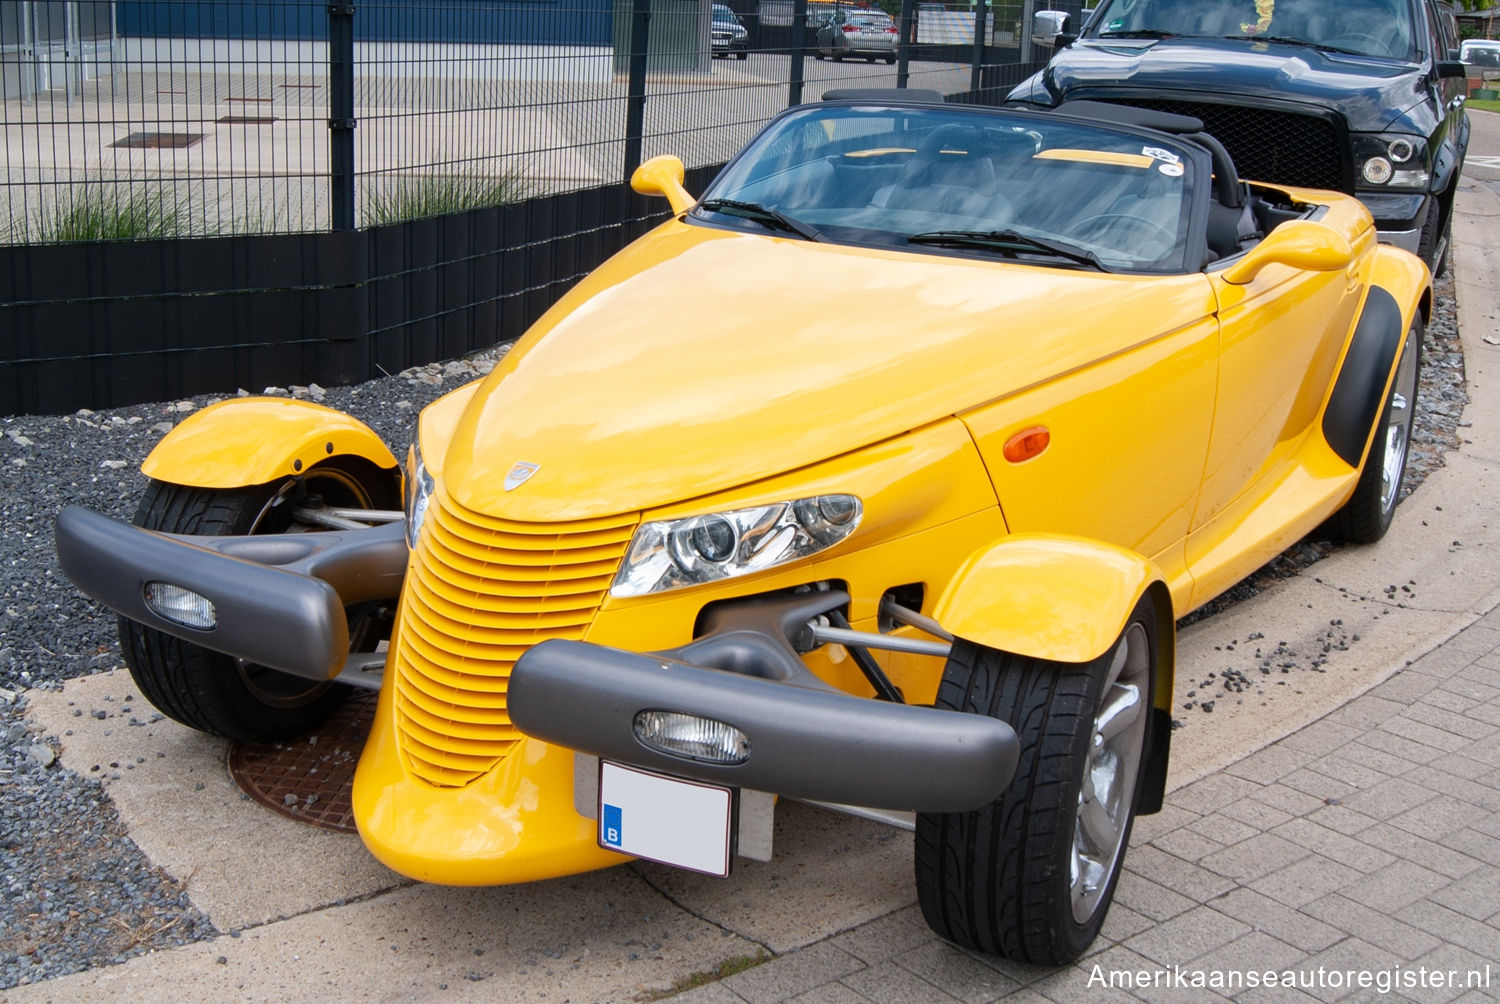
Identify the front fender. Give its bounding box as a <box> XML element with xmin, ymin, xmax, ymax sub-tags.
<box><xmin>142</xmin><ymin>398</ymin><xmax>399</xmax><ymax>489</ymax></box>
<box><xmin>931</xmin><ymin>534</ymin><xmax>1165</xmax><ymax>665</ymax></box>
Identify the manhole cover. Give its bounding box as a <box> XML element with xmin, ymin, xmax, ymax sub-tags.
<box><xmin>111</xmin><ymin>131</ymin><xmax>203</xmax><ymax>150</ymax></box>
<box><xmin>228</xmin><ymin>690</ymin><xmax>377</xmax><ymax>833</ymax></box>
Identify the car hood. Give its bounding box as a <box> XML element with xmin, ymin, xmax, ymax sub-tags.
<box><xmin>1037</xmin><ymin>37</ymin><xmax>1425</xmax><ymax>132</ymax></box>
<box><xmin>440</xmin><ymin>222</ymin><xmax>1213</xmax><ymax>521</ymax></box>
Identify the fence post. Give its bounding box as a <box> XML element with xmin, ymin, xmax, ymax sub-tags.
<box><xmin>968</xmin><ymin>0</ymin><xmax>988</xmax><ymax>94</ymax></box>
<box><xmin>788</xmin><ymin>0</ymin><xmax>807</xmax><ymax>106</ymax></box>
<box><xmin>623</xmin><ymin>0</ymin><xmax>651</xmax><ymax>179</ymax></box>
<box><xmin>328</xmin><ymin>3</ymin><xmax>357</xmax><ymax>231</ymax></box>
<box><xmin>896</xmin><ymin>0</ymin><xmax>913</xmax><ymax>89</ymax></box>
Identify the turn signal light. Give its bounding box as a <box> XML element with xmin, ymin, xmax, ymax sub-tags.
<box><xmin>1003</xmin><ymin>426</ymin><xmax>1051</xmax><ymax>463</ymax></box>
<box><xmin>633</xmin><ymin>710</ymin><xmax>750</xmax><ymax>764</ymax></box>
<box><xmin>144</xmin><ymin>581</ymin><xmax>217</xmax><ymax>630</ymax></box>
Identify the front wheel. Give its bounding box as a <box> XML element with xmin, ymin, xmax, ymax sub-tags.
<box><xmin>915</xmin><ymin>594</ymin><xmax>1157</xmax><ymax>963</ymax></box>
<box><xmin>119</xmin><ymin>460</ymin><xmax>396</xmax><ymax>744</ymax></box>
<box><xmin>1322</xmin><ymin>321</ymin><xmax>1421</xmax><ymax>544</ymax></box>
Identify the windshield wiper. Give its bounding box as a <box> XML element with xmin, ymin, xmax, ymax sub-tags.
<box><xmin>1096</xmin><ymin>29</ymin><xmax>1178</xmax><ymax>39</ymax></box>
<box><xmin>907</xmin><ymin>229</ymin><xmax>1112</xmax><ymax>271</ymax></box>
<box><xmin>1220</xmin><ymin>34</ymin><xmax>1368</xmax><ymax>56</ymax></box>
<box><xmin>696</xmin><ymin>199</ymin><xmax>824</xmax><ymax>241</ymax></box>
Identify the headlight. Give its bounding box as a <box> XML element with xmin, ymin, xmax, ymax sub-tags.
<box><xmin>611</xmin><ymin>494</ymin><xmax>862</xmax><ymax>598</ymax></box>
<box><xmin>403</xmin><ymin>432</ymin><xmax>435</xmax><ymax>549</ymax></box>
<box><xmin>1354</xmin><ymin>134</ymin><xmax>1429</xmax><ymax>189</ymax></box>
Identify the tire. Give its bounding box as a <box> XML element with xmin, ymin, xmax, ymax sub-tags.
<box><xmin>915</xmin><ymin>593</ymin><xmax>1157</xmax><ymax>964</ymax></box>
<box><xmin>1416</xmin><ymin>195</ymin><xmax>1452</xmax><ymax>278</ymax></box>
<box><xmin>885</xmin><ymin>54</ymin><xmax>896</xmax><ymax>64</ymax></box>
<box><xmin>737</xmin><ymin>49</ymin><xmax>747</xmax><ymax>60</ymax></box>
<box><xmin>119</xmin><ymin>459</ymin><xmax>395</xmax><ymax>744</ymax></box>
<box><xmin>1322</xmin><ymin>321</ymin><xmax>1422</xmax><ymax>544</ymax></box>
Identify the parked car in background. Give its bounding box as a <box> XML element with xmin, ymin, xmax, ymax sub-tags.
<box><xmin>712</xmin><ymin>4</ymin><xmax>749</xmax><ymax>59</ymax></box>
<box><xmin>815</xmin><ymin>8</ymin><xmax>898</xmax><ymax>62</ymax></box>
<box><xmin>57</xmin><ymin>91</ymin><xmax>1429</xmax><ymax>966</ymax></box>
<box><xmin>1009</xmin><ymin>0</ymin><xmax>1471</xmax><ymax>275</ymax></box>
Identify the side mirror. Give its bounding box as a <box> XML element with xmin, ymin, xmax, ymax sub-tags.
<box><xmin>1220</xmin><ymin>220</ymin><xmax>1354</xmax><ymax>285</ymax></box>
<box><xmin>1054</xmin><ymin>31</ymin><xmax>1078</xmax><ymax>49</ymax></box>
<box><xmin>1435</xmin><ymin>60</ymin><xmax>1467</xmax><ymax>80</ymax></box>
<box><xmin>630</xmin><ymin>154</ymin><xmax>695</xmax><ymax>215</ymax></box>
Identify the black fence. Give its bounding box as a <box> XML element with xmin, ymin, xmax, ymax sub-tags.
<box><xmin>1</xmin><ymin>0</ymin><xmax>1054</xmax><ymax>415</ymax></box>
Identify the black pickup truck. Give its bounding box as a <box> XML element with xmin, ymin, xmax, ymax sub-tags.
<box><xmin>1009</xmin><ymin>0</ymin><xmax>1470</xmax><ymax>273</ymax></box>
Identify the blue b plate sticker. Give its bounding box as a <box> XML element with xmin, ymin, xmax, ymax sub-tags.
<box><xmin>598</xmin><ymin>761</ymin><xmax>734</xmax><ymax>877</ymax></box>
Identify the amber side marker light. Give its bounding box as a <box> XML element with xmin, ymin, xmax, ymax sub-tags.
<box><xmin>1003</xmin><ymin>426</ymin><xmax>1051</xmax><ymax>463</ymax></box>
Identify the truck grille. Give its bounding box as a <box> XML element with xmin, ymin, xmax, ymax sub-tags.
<box><xmin>1090</xmin><ymin>97</ymin><xmax>1346</xmax><ymax>193</ymax></box>
<box><xmin>392</xmin><ymin>491</ymin><xmax>637</xmax><ymax>787</ymax></box>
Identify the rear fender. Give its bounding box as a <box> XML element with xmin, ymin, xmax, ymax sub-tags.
<box><xmin>930</xmin><ymin>533</ymin><xmax>1176</xmax><ymax>812</ymax></box>
<box><xmin>142</xmin><ymin>398</ymin><xmax>399</xmax><ymax>489</ymax></box>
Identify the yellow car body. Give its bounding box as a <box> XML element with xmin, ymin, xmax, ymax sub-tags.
<box><xmin>56</xmin><ymin>93</ymin><xmax>1429</xmax><ymax>964</ymax></box>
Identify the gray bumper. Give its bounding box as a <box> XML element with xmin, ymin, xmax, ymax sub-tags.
<box><xmin>54</xmin><ymin>505</ymin><xmax>406</xmax><ymax>681</ymax></box>
<box><xmin>510</xmin><ymin>629</ymin><xmax>1020</xmax><ymax>814</ymax></box>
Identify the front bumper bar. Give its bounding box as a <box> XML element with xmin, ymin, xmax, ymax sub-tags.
<box><xmin>54</xmin><ymin>505</ymin><xmax>406</xmax><ymax>681</ymax></box>
<box><xmin>510</xmin><ymin>593</ymin><xmax>1019</xmax><ymax>813</ymax></box>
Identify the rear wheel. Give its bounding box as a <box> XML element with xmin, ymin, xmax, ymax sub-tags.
<box><xmin>119</xmin><ymin>459</ymin><xmax>396</xmax><ymax>744</ymax></box>
<box><xmin>1322</xmin><ymin>321</ymin><xmax>1421</xmax><ymax>544</ymax></box>
<box><xmin>915</xmin><ymin>594</ymin><xmax>1157</xmax><ymax>963</ymax></box>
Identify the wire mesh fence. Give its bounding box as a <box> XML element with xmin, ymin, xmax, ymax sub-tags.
<box><xmin>2</xmin><ymin>0</ymin><xmax>1059</xmax><ymax>242</ymax></box>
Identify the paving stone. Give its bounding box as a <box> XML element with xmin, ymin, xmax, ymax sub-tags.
<box><xmin>1267</xmin><ymin>818</ymin><xmax>1396</xmax><ymax>874</ymax></box>
<box><xmin>1185</xmin><ymin>928</ymin><xmax>1306</xmax><ymax>975</ymax></box>
<box><xmin>888</xmin><ymin>942</ymin><xmax>1022</xmax><ymax>1004</ymax></box>
<box><xmin>1302</xmin><ymin>754</ymin><xmax>1395</xmax><ymax>791</ymax></box>
<box><xmin>787</xmin><ymin>983</ymin><xmax>873</xmax><ymax>1004</ymax></box>
<box><xmin>1404</xmin><ymin>944</ymin><xmax>1499</xmax><ymax>1003</ymax></box>
<box><xmin>1097</xmin><ymin>903</ymin><xmax>1153</xmax><ymax>943</ymax></box>
<box><xmin>1122</xmin><ymin>845</ymin><xmax>1237</xmax><ymax>902</ymax></box>
<box><xmin>1235</xmin><ymin>984</ymin><xmax>1325</xmax><ymax>1004</ymax></box>
<box><xmin>1388</xmin><ymin>793</ymin><xmax>1489</xmax><ymax>842</ymax></box>
<box><xmin>1464</xmin><ymin>734</ymin><xmax>1500</xmax><ymax>769</ymax></box>
<box><xmin>1247</xmin><ymin>785</ymin><xmax>1328</xmax><ymax>820</ymax></box>
<box><xmin>1402</xmin><ymin>702</ymin><xmax>1498</xmax><ymax>741</ymax></box>
<box><xmin>1122</xmin><ymin>905</ymin><xmax>1249</xmax><ymax>966</ymax></box>
<box><xmin>1248</xmin><ymin>853</ymin><xmax>1363</xmax><ymax>909</ymax></box>
<box><xmin>1353</xmin><ymin>728</ymin><xmax>1444</xmax><ymax>766</ymax></box>
<box><xmin>721</xmin><ymin>942</ymin><xmax>867</xmax><ymax>1004</ymax></box>
<box><xmin>1383</xmin><ymin>715</ymin><xmax>1472</xmax><ymax>754</ymax></box>
<box><xmin>1182</xmin><ymin>813</ymin><xmax>1259</xmax><ymax>847</ymax></box>
<box><xmin>1300</xmin><ymin>893</ymin><xmax>1443</xmax><ymax>959</ymax></box>
<box><xmin>1169</xmin><ymin>773</ymin><xmax>1264</xmax><ymax>815</ymax></box>
<box><xmin>1149</xmin><ymin>825</ymin><xmax>1223</xmax><ymax>864</ymax></box>
<box><xmin>1429</xmin><ymin>866</ymin><xmax>1500</xmax><ymax>923</ymax></box>
<box><xmin>1460</xmin><ymin>700</ymin><xmax>1500</xmax><ymax>728</ymax></box>
<box><xmin>1303</xmin><ymin>802</ymin><xmax>1381</xmax><ymax>836</ymax></box>
<box><xmin>1335</xmin><ymin>776</ymin><xmax>1440</xmax><ymax>821</ymax></box>
<box><xmin>1438</xmin><ymin>676</ymin><xmax>1500</xmax><ymax>704</ymax></box>
<box><xmin>1128</xmin><ymin>803</ymin><xmax>1200</xmax><ymax>845</ymax></box>
<box><xmin>1440</xmin><ymin>826</ymin><xmax>1500</xmax><ymax>862</ymax></box>
<box><xmin>1398</xmin><ymin>764</ymin><xmax>1500</xmax><ymax>813</ymax></box>
<box><xmin>1324</xmin><ymin>695</ymin><xmax>1407</xmax><ymax>733</ymax></box>
<box><xmin>838</xmin><ymin>958</ymin><xmax>963</xmax><ymax>1004</ymax></box>
<box><xmin>1368</xmin><ymin>669</ymin><xmax>1440</xmax><ymax>704</ymax></box>
<box><xmin>1204</xmin><ymin>887</ymin><xmax>1343</xmax><ymax>953</ymax></box>
<box><xmin>826</xmin><ymin>905</ymin><xmax>936</xmax><ymax>967</ymax></box>
<box><xmin>1401</xmin><ymin>900</ymin><xmax>1500</xmax><ymax>959</ymax></box>
<box><xmin>1280</xmin><ymin>720</ymin><xmax>1366</xmax><ymax>757</ymax></box>
<box><xmin>1357</xmin><ymin>823</ymin><xmax>1487</xmax><ymax>879</ymax></box>
<box><xmin>1335</xmin><ymin>740</ymin><xmax>1423</xmax><ymax>777</ymax></box>
<box><xmin>1225</xmin><ymin>745</ymin><xmax>1314</xmax><ymax>785</ymax></box>
<box><xmin>1424</xmin><ymin>687</ymin><xmax>1479</xmax><ymax>714</ymax></box>
<box><xmin>1111</xmin><ymin>870</ymin><xmax>1197</xmax><ymax>923</ymax></box>
<box><xmin>1338</xmin><ymin>859</ymin><xmax>1452</xmax><ymax>912</ymax></box>
<box><xmin>1295</xmin><ymin>937</ymin><xmax>1403</xmax><ymax>1003</ymax></box>
<box><xmin>1029</xmin><ymin>944</ymin><xmax>1156</xmax><ymax>1003</ymax></box>
<box><xmin>1278</xmin><ymin>768</ymin><xmax>1360</xmax><ymax>804</ymax></box>
<box><xmin>673</xmin><ymin>982</ymin><xmax>756</xmax><ymax>1004</ymax></box>
<box><xmin>1218</xmin><ymin>797</ymin><xmax>1295</xmax><ymax>831</ymax></box>
<box><xmin>1198</xmin><ymin>831</ymin><xmax>1311</xmax><ymax>882</ymax></box>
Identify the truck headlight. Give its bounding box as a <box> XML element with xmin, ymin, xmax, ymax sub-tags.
<box><xmin>612</xmin><ymin>494</ymin><xmax>862</xmax><ymax>598</ymax></box>
<box><xmin>404</xmin><ymin>434</ymin><xmax>435</xmax><ymax>549</ymax></box>
<box><xmin>1354</xmin><ymin>134</ymin><xmax>1429</xmax><ymax>189</ymax></box>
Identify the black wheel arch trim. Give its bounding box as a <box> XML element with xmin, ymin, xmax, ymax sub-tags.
<box><xmin>1322</xmin><ymin>286</ymin><xmax>1404</xmax><ymax>469</ymax></box>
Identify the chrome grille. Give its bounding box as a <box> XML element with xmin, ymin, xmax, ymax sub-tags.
<box><xmin>392</xmin><ymin>491</ymin><xmax>636</xmax><ymax>787</ymax></box>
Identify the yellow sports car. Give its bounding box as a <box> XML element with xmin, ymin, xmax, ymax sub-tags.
<box><xmin>56</xmin><ymin>91</ymin><xmax>1428</xmax><ymax>964</ymax></box>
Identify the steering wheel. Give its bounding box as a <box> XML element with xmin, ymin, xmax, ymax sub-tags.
<box><xmin>1075</xmin><ymin>213</ymin><xmax>1176</xmax><ymax>246</ymax></box>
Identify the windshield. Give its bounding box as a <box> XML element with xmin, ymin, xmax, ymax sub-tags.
<box><xmin>713</xmin><ymin>5</ymin><xmax>738</xmax><ymax>23</ymax></box>
<box><xmin>1088</xmin><ymin>0</ymin><xmax>1417</xmax><ymax>60</ymax></box>
<box><xmin>699</xmin><ymin>104</ymin><xmax>1200</xmax><ymax>273</ymax></box>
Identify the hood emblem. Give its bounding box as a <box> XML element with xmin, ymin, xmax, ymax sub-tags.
<box><xmin>504</xmin><ymin>462</ymin><xmax>540</xmax><ymax>492</ymax></box>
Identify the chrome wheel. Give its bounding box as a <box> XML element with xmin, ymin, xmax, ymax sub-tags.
<box><xmin>1379</xmin><ymin>328</ymin><xmax>1419</xmax><ymax>515</ymax></box>
<box><xmin>1071</xmin><ymin>620</ymin><xmax>1149</xmax><ymax>924</ymax></box>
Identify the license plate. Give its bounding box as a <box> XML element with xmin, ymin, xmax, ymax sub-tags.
<box><xmin>598</xmin><ymin>761</ymin><xmax>735</xmax><ymax>877</ymax></box>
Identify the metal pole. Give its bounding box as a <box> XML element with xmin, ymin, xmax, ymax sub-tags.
<box><xmin>327</xmin><ymin>3</ymin><xmax>356</xmax><ymax>231</ymax></box>
<box><xmin>969</xmin><ymin>0</ymin><xmax>986</xmax><ymax>93</ymax></box>
<box><xmin>1019</xmin><ymin>0</ymin><xmax>1035</xmax><ymax>61</ymax></box>
<box><xmin>896</xmin><ymin>0</ymin><xmax>913</xmax><ymax>89</ymax></box>
<box><xmin>623</xmin><ymin>0</ymin><xmax>650</xmax><ymax>177</ymax></box>
<box><xmin>789</xmin><ymin>0</ymin><xmax>807</xmax><ymax>106</ymax></box>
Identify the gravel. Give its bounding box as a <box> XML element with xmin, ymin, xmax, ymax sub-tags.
<box><xmin>0</xmin><ymin>267</ymin><xmax>1469</xmax><ymax>990</ymax></box>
